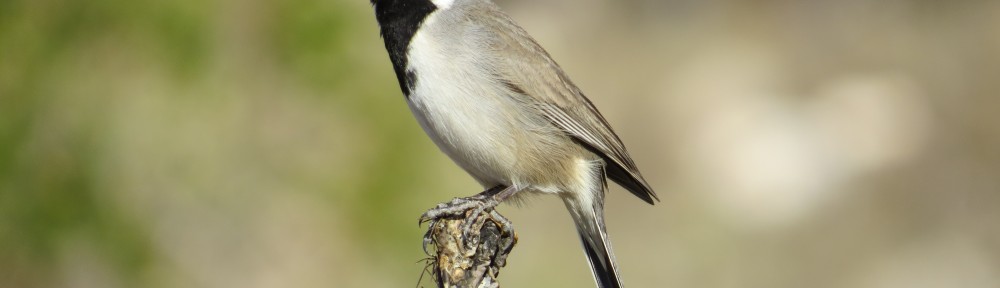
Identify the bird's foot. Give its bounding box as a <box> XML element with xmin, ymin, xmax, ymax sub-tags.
<box><xmin>419</xmin><ymin>185</ymin><xmax>510</xmax><ymax>225</ymax></box>
<box><xmin>420</xmin><ymin>185</ymin><xmax>517</xmax><ymax>260</ymax></box>
<box><xmin>421</xmin><ymin>204</ymin><xmax>517</xmax><ymax>271</ymax></box>
<box><xmin>488</xmin><ymin>210</ymin><xmax>517</xmax><ymax>267</ymax></box>
<box><xmin>420</xmin><ymin>195</ymin><xmax>500</xmax><ymax>247</ymax></box>
<box><xmin>418</xmin><ymin>194</ymin><xmax>494</xmax><ymax>224</ymax></box>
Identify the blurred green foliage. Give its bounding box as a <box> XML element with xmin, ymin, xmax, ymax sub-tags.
<box><xmin>1</xmin><ymin>0</ymin><xmax>154</xmax><ymax>286</ymax></box>
<box><xmin>0</xmin><ymin>0</ymin><xmax>434</xmax><ymax>286</ymax></box>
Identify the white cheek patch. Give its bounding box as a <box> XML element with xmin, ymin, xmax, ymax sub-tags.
<box><xmin>430</xmin><ymin>0</ymin><xmax>455</xmax><ymax>9</ymax></box>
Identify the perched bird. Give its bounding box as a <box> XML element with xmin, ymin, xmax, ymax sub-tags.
<box><xmin>369</xmin><ymin>0</ymin><xmax>657</xmax><ymax>287</ymax></box>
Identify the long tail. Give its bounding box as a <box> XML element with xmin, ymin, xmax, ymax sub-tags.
<box><xmin>563</xmin><ymin>179</ymin><xmax>623</xmax><ymax>288</ymax></box>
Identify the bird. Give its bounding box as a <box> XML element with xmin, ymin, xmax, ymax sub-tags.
<box><xmin>368</xmin><ymin>0</ymin><xmax>658</xmax><ymax>287</ymax></box>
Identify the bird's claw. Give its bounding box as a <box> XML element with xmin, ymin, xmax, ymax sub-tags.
<box><xmin>418</xmin><ymin>195</ymin><xmax>493</xmax><ymax>225</ymax></box>
<box><xmin>488</xmin><ymin>210</ymin><xmax>516</xmax><ymax>267</ymax></box>
<box><xmin>419</xmin><ymin>195</ymin><xmax>512</xmax><ymax>252</ymax></box>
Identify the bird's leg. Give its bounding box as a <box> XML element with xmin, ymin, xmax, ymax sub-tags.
<box><xmin>420</xmin><ymin>185</ymin><xmax>519</xmax><ymax>249</ymax></box>
<box><xmin>418</xmin><ymin>185</ymin><xmax>508</xmax><ymax>224</ymax></box>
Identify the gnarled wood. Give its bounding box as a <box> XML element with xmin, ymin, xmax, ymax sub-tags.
<box><xmin>424</xmin><ymin>209</ymin><xmax>517</xmax><ymax>288</ymax></box>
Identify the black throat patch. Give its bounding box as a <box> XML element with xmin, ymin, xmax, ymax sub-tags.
<box><xmin>371</xmin><ymin>0</ymin><xmax>437</xmax><ymax>97</ymax></box>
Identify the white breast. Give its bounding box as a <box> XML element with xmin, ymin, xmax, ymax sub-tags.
<box><xmin>404</xmin><ymin>13</ymin><xmax>519</xmax><ymax>186</ymax></box>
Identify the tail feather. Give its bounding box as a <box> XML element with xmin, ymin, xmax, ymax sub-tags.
<box><xmin>576</xmin><ymin>213</ymin><xmax>622</xmax><ymax>288</ymax></box>
<box><xmin>563</xmin><ymin>165</ymin><xmax>624</xmax><ymax>288</ymax></box>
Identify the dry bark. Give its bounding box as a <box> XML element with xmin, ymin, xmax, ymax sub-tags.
<box><xmin>424</xmin><ymin>209</ymin><xmax>517</xmax><ymax>288</ymax></box>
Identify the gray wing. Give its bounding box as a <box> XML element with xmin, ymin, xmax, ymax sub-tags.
<box><xmin>535</xmin><ymin>100</ymin><xmax>658</xmax><ymax>204</ymax></box>
<box><xmin>484</xmin><ymin>9</ymin><xmax>658</xmax><ymax>204</ymax></box>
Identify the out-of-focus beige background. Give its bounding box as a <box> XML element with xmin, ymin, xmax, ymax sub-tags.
<box><xmin>2</xmin><ymin>0</ymin><xmax>998</xmax><ymax>287</ymax></box>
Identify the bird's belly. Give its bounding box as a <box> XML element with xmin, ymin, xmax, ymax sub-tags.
<box><xmin>406</xmin><ymin>89</ymin><xmax>524</xmax><ymax>186</ymax></box>
<box><xmin>406</xmin><ymin>87</ymin><xmax>586</xmax><ymax>196</ymax></box>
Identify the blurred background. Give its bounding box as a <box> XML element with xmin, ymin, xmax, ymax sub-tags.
<box><xmin>2</xmin><ymin>0</ymin><xmax>999</xmax><ymax>287</ymax></box>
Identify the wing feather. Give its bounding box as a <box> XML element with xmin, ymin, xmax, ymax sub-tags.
<box><xmin>538</xmin><ymin>102</ymin><xmax>658</xmax><ymax>204</ymax></box>
<box><xmin>483</xmin><ymin>9</ymin><xmax>658</xmax><ymax>204</ymax></box>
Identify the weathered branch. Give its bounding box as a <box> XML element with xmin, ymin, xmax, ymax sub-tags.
<box><xmin>424</xmin><ymin>209</ymin><xmax>517</xmax><ymax>288</ymax></box>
